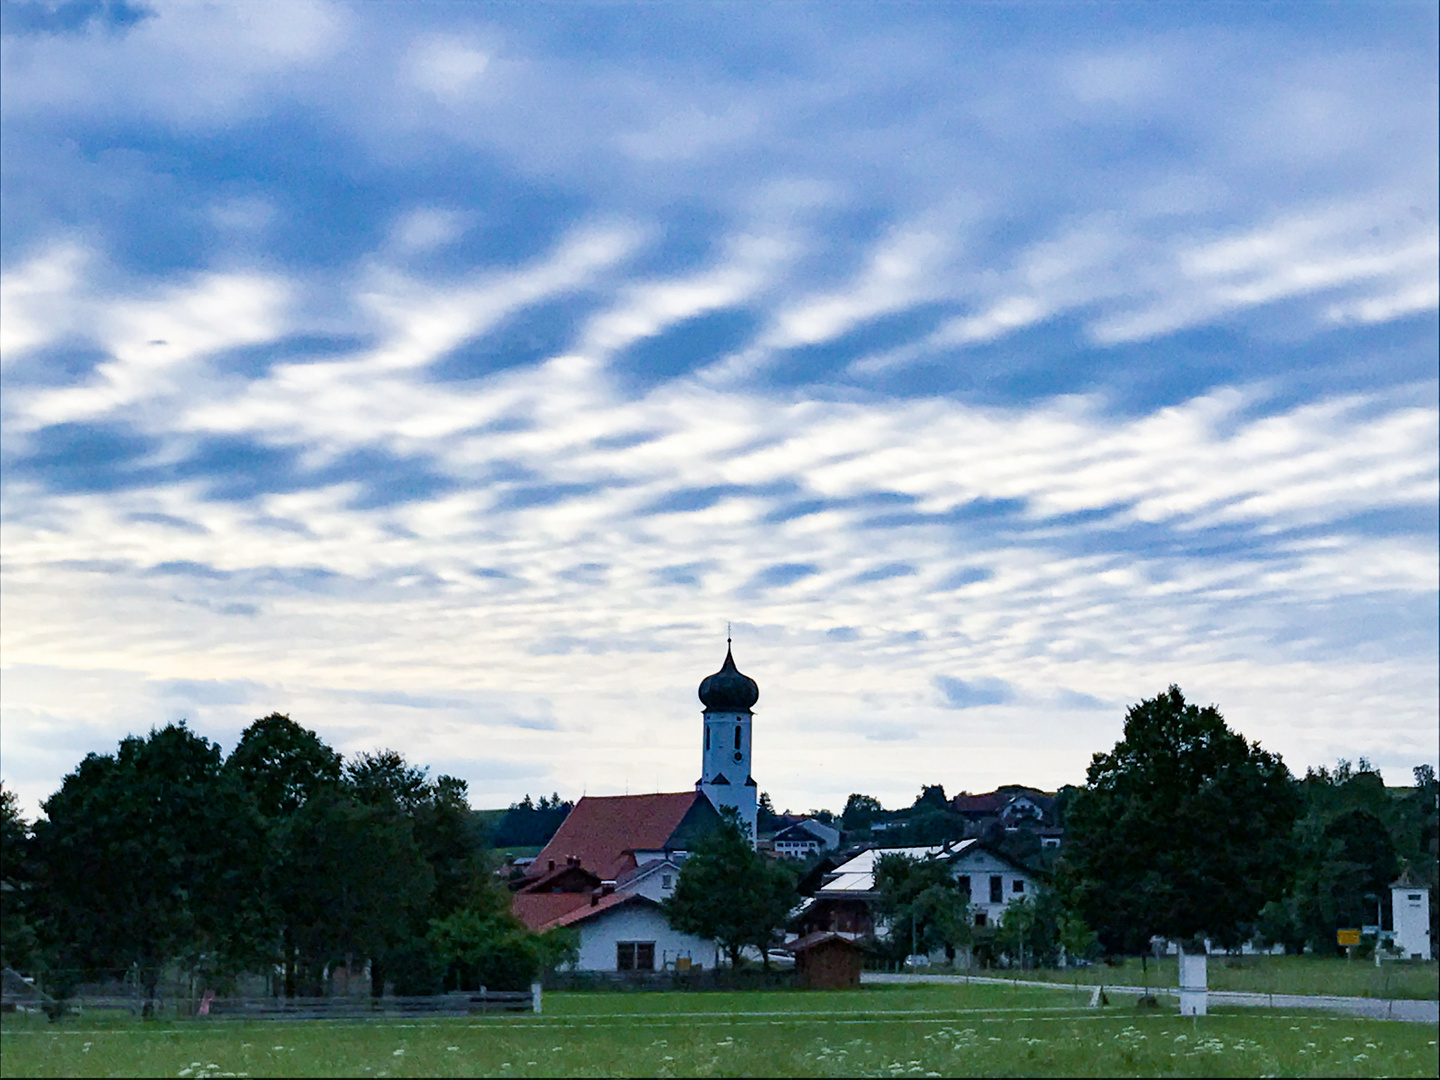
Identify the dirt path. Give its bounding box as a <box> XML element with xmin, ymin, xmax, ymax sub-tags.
<box><xmin>860</xmin><ymin>972</ymin><xmax>1440</xmax><ymax>1024</ymax></box>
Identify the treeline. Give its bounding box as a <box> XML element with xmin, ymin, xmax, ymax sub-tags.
<box><xmin>0</xmin><ymin>714</ymin><xmax>573</xmax><ymax>1007</ymax></box>
<box><xmin>1061</xmin><ymin>689</ymin><xmax>1437</xmax><ymax>958</ymax></box>
<box><xmin>827</xmin><ymin>688</ymin><xmax>1438</xmax><ymax>964</ymax></box>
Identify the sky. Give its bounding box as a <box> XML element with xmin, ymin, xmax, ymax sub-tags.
<box><xmin>1</xmin><ymin>0</ymin><xmax>1436</xmax><ymax>820</ymax></box>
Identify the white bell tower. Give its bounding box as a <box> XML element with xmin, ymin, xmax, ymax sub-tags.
<box><xmin>696</xmin><ymin>638</ymin><xmax>758</xmax><ymax>843</ymax></box>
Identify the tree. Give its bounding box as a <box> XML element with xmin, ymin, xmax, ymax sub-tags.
<box><xmin>31</xmin><ymin>724</ymin><xmax>266</xmax><ymax>1010</ymax></box>
<box><xmin>661</xmin><ymin>810</ymin><xmax>796</xmax><ymax>970</ymax></box>
<box><xmin>226</xmin><ymin>713</ymin><xmax>343</xmax><ymax>819</ymax></box>
<box><xmin>757</xmin><ymin>791</ymin><xmax>782</xmax><ymax>834</ymax></box>
<box><xmin>1063</xmin><ymin>686</ymin><xmax>1299</xmax><ymax>953</ymax></box>
<box><xmin>842</xmin><ymin>794</ymin><xmax>883</xmax><ymax>831</ymax></box>
<box><xmin>226</xmin><ymin>713</ymin><xmax>345</xmax><ymax>994</ymax></box>
<box><xmin>347</xmin><ymin>750</ymin><xmax>431</xmax><ymax>813</ymax></box>
<box><xmin>1</xmin><ymin>784</ymin><xmax>40</xmax><ymax>972</ymax></box>
<box><xmin>873</xmin><ymin>852</ymin><xmax>970</xmax><ymax>961</ymax></box>
<box><xmin>277</xmin><ymin>791</ymin><xmax>433</xmax><ymax>997</ymax></box>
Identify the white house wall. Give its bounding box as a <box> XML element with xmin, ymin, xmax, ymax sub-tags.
<box><xmin>574</xmin><ymin>904</ymin><xmax>718</xmax><ymax>972</ymax></box>
<box><xmin>950</xmin><ymin>849</ymin><xmax>1035</xmax><ymax>925</ymax></box>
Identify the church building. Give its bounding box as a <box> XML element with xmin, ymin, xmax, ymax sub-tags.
<box><xmin>509</xmin><ymin>643</ymin><xmax>762</xmax><ymax>971</ymax></box>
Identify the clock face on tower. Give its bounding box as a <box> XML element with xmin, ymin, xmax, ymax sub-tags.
<box><xmin>733</xmin><ymin>751</ymin><xmax>743</xmax><ymax>762</ymax></box>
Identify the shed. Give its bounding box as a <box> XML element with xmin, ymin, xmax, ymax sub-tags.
<box><xmin>786</xmin><ymin>931</ymin><xmax>866</xmax><ymax>990</ymax></box>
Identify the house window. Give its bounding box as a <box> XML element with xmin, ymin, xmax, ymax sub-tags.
<box><xmin>1012</xmin><ymin>879</ymin><xmax>1025</xmax><ymax>894</ymax></box>
<box><xmin>617</xmin><ymin>942</ymin><xmax>656</xmax><ymax>971</ymax></box>
<box><xmin>662</xmin><ymin>875</ymin><xmax>672</xmax><ymax>889</ymax></box>
<box><xmin>734</xmin><ymin>725</ymin><xmax>742</xmax><ymax>750</ymax></box>
<box><xmin>974</xmin><ymin>912</ymin><xmax>987</xmax><ymax>927</ymax></box>
<box><xmin>956</xmin><ymin>875</ymin><xmax>971</xmax><ymax>899</ymax></box>
<box><xmin>990</xmin><ymin>876</ymin><xmax>1003</xmax><ymax>904</ymax></box>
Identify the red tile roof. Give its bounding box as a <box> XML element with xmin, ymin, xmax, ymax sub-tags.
<box><xmin>511</xmin><ymin>892</ymin><xmax>593</xmax><ymax>931</ymax></box>
<box><xmin>538</xmin><ymin>890</ymin><xmax>654</xmax><ymax>931</ymax></box>
<box><xmin>951</xmin><ymin>792</ymin><xmax>1012</xmax><ymax>814</ymax></box>
<box><xmin>523</xmin><ymin>791</ymin><xmax>706</xmax><ymax>884</ymax></box>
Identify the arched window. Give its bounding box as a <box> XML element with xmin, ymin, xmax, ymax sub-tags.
<box><xmin>734</xmin><ymin>725</ymin><xmax>742</xmax><ymax>751</ymax></box>
<box><xmin>705</xmin><ymin>726</ymin><xmax>710</xmax><ymax>751</ymax></box>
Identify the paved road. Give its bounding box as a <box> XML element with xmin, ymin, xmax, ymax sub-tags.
<box><xmin>861</xmin><ymin>972</ymin><xmax>1440</xmax><ymax>1024</ymax></box>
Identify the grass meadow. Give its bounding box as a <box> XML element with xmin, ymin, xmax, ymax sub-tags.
<box><xmin>970</xmin><ymin>955</ymin><xmax>1440</xmax><ymax>1000</ymax></box>
<box><xmin>4</xmin><ymin>983</ymin><xmax>1438</xmax><ymax>1078</ymax></box>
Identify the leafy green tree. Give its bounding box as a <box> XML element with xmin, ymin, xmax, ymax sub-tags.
<box><xmin>31</xmin><ymin>724</ymin><xmax>266</xmax><ymax>1010</ymax></box>
<box><xmin>662</xmin><ymin>810</ymin><xmax>796</xmax><ymax>970</ymax></box>
<box><xmin>1</xmin><ymin>783</ymin><xmax>41</xmax><ymax>971</ymax></box>
<box><xmin>348</xmin><ymin>749</ymin><xmax>432</xmax><ymax>813</ymax></box>
<box><xmin>873</xmin><ymin>852</ymin><xmax>971</xmax><ymax>961</ymax></box>
<box><xmin>1260</xmin><ymin>760</ymin><xmax>1436</xmax><ymax>954</ymax></box>
<box><xmin>277</xmin><ymin>791</ymin><xmax>433</xmax><ymax>997</ymax></box>
<box><xmin>226</xmin><ymin>713</ymin><xmax>345</xmax><ymax>994</ymax></box>
<box><xmin>914</xmin><ymin>785</ymin><xmax>948</xmax><ymax>811</ymax></box>
<box><xmin>227</xmin><ymin>713</ymin><xmax>343</xmax><ymax>818</ymax></box>
<box><xmin>757</xmin><ymin>792</ymin><xmax>782</xmax><ymax>834</ymax></box>
<box><xmin>842</xmin><ymin>794</ymin><xmax>883</xmax><ymax>831</ymax></box>
<box><xmin>996</xmin><ymin>897</ymin><xmax>1038</xmax><ymax>967</ymax></box>
<box><xmin>1064</xmin><ymin>686</ymin><xmax>1299</xmax><ymax>953</ymax></box>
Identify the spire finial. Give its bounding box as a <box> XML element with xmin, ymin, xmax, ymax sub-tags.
<box><xmin>727</xmin><ymin>620</ymin><xmax>731</xmax><ymax>645</ymax></box>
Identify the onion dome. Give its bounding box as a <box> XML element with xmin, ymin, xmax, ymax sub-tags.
<box><xmin>698</xmin><ymin>642</ymin><xmax>759</xmax><ymax>711</ymax></box>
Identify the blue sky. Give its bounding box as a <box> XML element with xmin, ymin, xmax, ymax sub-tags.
<box><xmin>2</xmin><ymin>0</ymin><xmax>1436</xmax><ymax>817</ymax></box>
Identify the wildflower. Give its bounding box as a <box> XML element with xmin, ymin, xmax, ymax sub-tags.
<box><xmin>272</xmin><ymin>1047</ymin><xmax>285</xmax><ymax>1052</ymax></box>
<box><xmin>392</xmin><ymin>1049</ymin><xmax>405</xmax><ymax>1057</ymax></box>
<box><xmin>446</xmin><ymin>1046</ymin><xmax>460</xmax><ymax>1052</ymax></box>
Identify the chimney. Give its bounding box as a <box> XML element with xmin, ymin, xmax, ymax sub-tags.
<box><xmin>568</xmin><ymin>855</ymin><xmax>581</xmax><ymax>867</ymax></box>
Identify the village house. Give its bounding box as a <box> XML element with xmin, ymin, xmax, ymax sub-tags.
<box><xmin>509</xmin><ymin>643</ymin><xmax>762</xmax><ymax>972</ymax></box>
<box><xmin>792</xmin><ymin>839</ymin><xmax>1039</xmax><ymax>955</ymax></box>
<box><xmin>772</xmin><ymin>817</ymin><xmax>841</xmax><ymax>859</ymax></box>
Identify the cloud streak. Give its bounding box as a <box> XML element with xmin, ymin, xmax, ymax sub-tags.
<box><xmin>1</xmin><ymin>2</ymin><xmax>1435</xmax><ymax>816</ymax></box>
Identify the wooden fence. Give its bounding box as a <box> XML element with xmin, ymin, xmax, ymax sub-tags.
<box><xmin>48</xmin><ymin>986</ymin><xmax>542</xmax><ymax>1020</ymax></box>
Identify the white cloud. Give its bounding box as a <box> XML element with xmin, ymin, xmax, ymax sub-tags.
<box><xmin>407</xmin><ymin>35</ymin><xmax>492</xmax><ymax>105</ymax></box>
<box><xmin>3</xmin><ymin>259</ymin><xmax>1435</xmax><ymax>814</ymax></box>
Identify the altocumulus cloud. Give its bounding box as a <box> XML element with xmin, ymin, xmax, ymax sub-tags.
<box><xmin>0</xmin><ymin>1</ymin><xmax>1435</xmax><ymax>816</ymax></box>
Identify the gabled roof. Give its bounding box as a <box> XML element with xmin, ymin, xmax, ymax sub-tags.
<box><xmin>814</xmin><ymin>840</ymin><xmax>1040</xmax><ymax>897</ymax></box>
<box><xmin>951</xmin><ymin>792</ymin><xmax>1012</xmax><ymax>815</ymax></box>
<box><xmin>1391</xmin><ymin>866</ymin><xmax>1427</xmax><ymax>890</ymax></box>
<box><xmin>615</xmin><ymin>856</ymin><xmax>681</xmax><ymax>891</ymax></box>
<box><xmin>539</xmin><ymin>890</ymin><xmax>657</xmax><ymax>931</ymax></box>
<box><xmin>523</xmin><ymin>791</ymin><xmax>714</xmax><ymax>884</ymax></box>
<box><xmin>511</xmin><ymin>891</ymin><xmax>594</xmax><ymax>931</ymax></box>
<box><xmin>784</xmin><ymin>931</ymin><xmax>866</xmax><ymax>954</ymax></box>
<box><xmin>516</xmin><ymin>863</ymin><xmax>601</xmax><ymax>895</ymax></box>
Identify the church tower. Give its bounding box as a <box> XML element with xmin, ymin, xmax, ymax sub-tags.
<box><xmin>696</xmin><ymin>639</ymin><xmax>759</xmax><ymax>843</ymax></box>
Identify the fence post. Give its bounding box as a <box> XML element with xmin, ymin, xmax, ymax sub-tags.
<box><xmin>531</xmin><ymin>981</ymin><xmax>543</xmax><ymax>1015</ymax></box>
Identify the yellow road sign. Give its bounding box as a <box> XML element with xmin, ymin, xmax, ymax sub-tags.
<box><xmin>1336</xmin><ymin>928</ymin><xmax>1361</xmax><ymax>946</ymax></box>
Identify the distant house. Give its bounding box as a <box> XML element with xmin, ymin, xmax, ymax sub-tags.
<box><xmin>534</xmin><ymin>892</ymin><xmax>717</xmax><ymax>973</ymax></box>
<box><xmin>792</xmin><ymin>839</ymin><xmax>1039</xmax><ymax>953</ymax></box>
<box><xmin>772</xmin><ymin>817</ymin><xmax>841</xmax><ymax>859</ymax></box>
<box><xmin>951</xmin><ymin>788</ymin><xmax>1054</xmax><ymax>830</ymax></box>
<box><xmin>510</xmin><ymin>791</ymin><xmax>721</xmax><ymax>945</ymax></box>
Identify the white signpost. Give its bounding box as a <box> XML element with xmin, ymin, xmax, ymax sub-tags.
<box><xmin>1178</xmin><ymin>945</ymin><xmax>1207</xmax><ymax>1017</ymax></box>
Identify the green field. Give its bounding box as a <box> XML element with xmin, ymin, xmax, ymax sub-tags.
<box><xmin>966</xmin><ymin>955</ymin><xmax>1440</xmax><ymax>1000</ymax></box>
<box><xmin>3</xmin><ymin>983</ymin><xmax>1437</xmax><ymax>1078</ymax></box>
